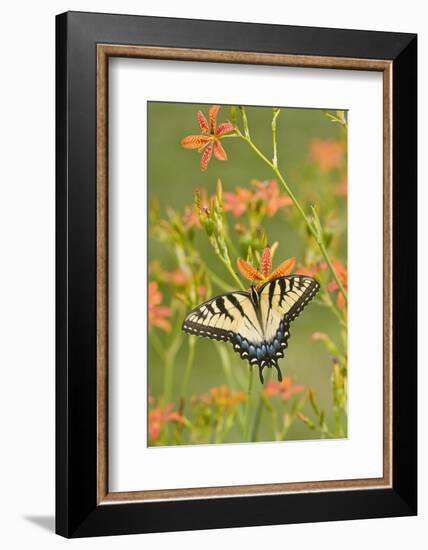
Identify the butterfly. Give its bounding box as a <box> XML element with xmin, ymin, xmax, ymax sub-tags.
<box><xmin>182</xmin><ymin>275</ymin><xmax>320</xmax><ymax>384</ymax></box>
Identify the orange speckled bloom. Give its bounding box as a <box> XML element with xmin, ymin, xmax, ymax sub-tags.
<box><xmin>237</xmin><ymin>246</ymin><xmax>296</xmax><ymax>289</ymax></box>
<box><xmin>181</xmin><ymin>105</ymin><xmax>235</xmax><ymax>171</ymax></box>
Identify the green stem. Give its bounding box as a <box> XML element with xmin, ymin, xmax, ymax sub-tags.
<box><xmin>318</xmin><ymin>239</ymin><xmax>348</xmax><ymax>304</ymax></box>
<box><xmin>150</xmin><ymin>330</ymin><xmax>166</xmax><ymax>360</ymax></box>
<box><xmin>231</xmin><ymin>127</ymin><xmax>348</xmax><ymax>305</ymax></box>
<box><xmin>326</xmin><ymin>111</ymin><xmax>348</xmax><ymax>129</ymax></box>
<box><xmin>224</xmin><ymin>232</ymin><xmax>239</xmax><ymax>258</ymax></box>
<box><xmin>239</xmin><ymin>106</ymin><xmax>251</xmax><ymax>138</ymax></box>
<box><xmin>272</xmin><ymin>108</ymin><xmax>280</xmax><ymax>167</ymax></box>
<box><xmin>180</xmin><ymin>336</ymin><xmax>196</xmax><ymax>403</ymax></box>
<box><xmin>317</xmin><ymin>296</ymin><xmax>346</xmax><ymax>328</ymax></box>
<box><xmin>215</xmin><ymin>344</ymin><xmax>245</xmax><ymax>430</ymax></box>
<box><xmin>219</xmin><ymin>254</ymin><xmax>246</xmax><ymax>291</ymax></box>
<box><xmin>162</xmin><ymin>331</ymin><xmax>183</xmax><ymax>404</ymax></box>
<box><xmin>251</xmin><ymin>369</ymin><xmax>271</xmax><ymax>441</ymax></box>
<box><xmin>243</xmin><ymin>366</ymin><xmax>255</xmax><ymax>441</ymax></box>
<box><xmin>262</xmin><ymin>395</ymin><xmax>280</xmax><ymax>440</ymax></box>
<box><xmin>205</xmin><ymin>267</ymin><xmax>233</xmax><ymax>292</ymax></box>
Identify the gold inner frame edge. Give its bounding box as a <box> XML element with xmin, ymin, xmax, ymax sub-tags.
<box><xmin>96</xmin><ymin>44</ymin><xmax>393</xmax><ymax>504</ymax></box>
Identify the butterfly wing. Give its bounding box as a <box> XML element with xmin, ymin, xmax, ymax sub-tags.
<box><xmin>182</xmin><ymin>276</ymin><xmax>319</xmax><ymax>384</ymax></box>
<box><xmin>258</xmin><ymin>275</ymin><xmax>320</xmax><ymax>366</ymax></box>
<box><xmin>182</xmin><ymin>291</ymin><xmax>265</xmax><ymax>362</ymax></box>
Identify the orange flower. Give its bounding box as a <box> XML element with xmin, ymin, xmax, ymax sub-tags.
<box><xmin>252</xmin><ymin>180</ymin><xmax>292</xmax><ymax>216</ymax></box>
<box><xmin>263</xmin><ymin>377</ymin><xmax>305</xmax><ymax>401</ymax></box>
<box><xmin>183</xmin><ymin>206</ymin><xmax>202</xmax><ymax>230</ymax></box>
<box><xmin>148</xmin><ymin>281</ymin><xmax>172</xmax><ymax>332</ymax></box>
<box><xmin>181</xmin><ymin>105</ymin><xmax>235</xmax><ymax>171</ymax></box>
<box><xmin>149</xmin><ymin>261</ymin><xmax>189</xmax><ymax>288</ymax></box>
<box><xmin>336</xmin><ymin>176</ymin><xmax>348</xmax><ymax>198</ymax></box>
<box><xmin>325</xmin><ymin>259</ymin><xmax>348</xmax><ymax>309</ymax></box>
<box><xmin>193</xmin><ymin>385</ymin><xmax>247</xmax><ymax>412</ymax></box>
<box><xmin>162</xmin><ymin>269</ymin><xmax>189</xmax><ymax>287</ymax></box>
<box><xmin>237</xmin><ymin>246</ymin><xmax>296</xmax><ymax>288</ymax></box>
<box><xmin>148</xmin><ymin>403</ymin><xmax>183</xmax><ymax>442</ymax></box>
<box><xmin>310</xmin><ymin>138</ymin><xmax>345</xmax><ymax>172</ymax></box>
<box><xmin>223</xmin><ymin>187</ymin><xmax>252</xmax><ymax>217</ymax></box>
<box><xmin>310</xmin><ymin>332</ymin><xmax>329</xmax><ymax>343</ymax></box>
<box><xmin>296</xmin><ymin>264</ymin><xmax>322</xmax><ymax>278</ymax></box>
<box><xmin>223</xmin><ymin>180</ymin><xmax>292</xmax><ymax>219</ymax></box>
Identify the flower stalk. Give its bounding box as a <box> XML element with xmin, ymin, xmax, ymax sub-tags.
<box><xmin>180</xmin><ymin>336</ymin><xmax>197</xmax><ymax>405</ymax></box>
<box><xmin>227</xmin><ymin>108</ymin><xmax>348</xmax><ymax>305</ymax></box>
<box><xmin>243</xmin><ymin>366</ymin><xmax>255</xmax><ymax>441</ymax></box>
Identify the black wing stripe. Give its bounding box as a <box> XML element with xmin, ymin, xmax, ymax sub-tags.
<box><xmin>268</xmin><ymin>280</ymin><xmax>276</xmax><ymax>309</ymax></box>
<box><xmin>278</xmin><ymin>277</ymin><xmax>286</xmax><ymax>307</ymax></box>
<box><xmin>206</xmin><ymin>302</ymin><xmax>216</xmax><ymax>316</ymax></box>
<box><xmin>226</xmin><ymin>294</ymin><xmax>263</xmax><ymax>337</ymax></box>
<box><xmin>226</xmin><ymin>294</ymin><xmax>245</xmax><ymax>316</ymax></box>
<box><xmin>215</xmin><ymin>296</ymin><xmax>234</xmax><ymax>321</ymax></box>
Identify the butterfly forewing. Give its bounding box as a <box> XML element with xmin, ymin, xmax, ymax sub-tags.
<box><xmin>182</xmin><ymin>291</ymin><xmax>264</xmax><ymax>344</ymax></box>
<box><xmin>259</xmin><ymin>275</ymin><xmax>320</xmax><ymax>343</ymax></box>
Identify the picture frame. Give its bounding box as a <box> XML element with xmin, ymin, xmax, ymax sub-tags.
<box><xmin>56</xmin><ymin>11</ymin><xmax>417</xmax><ymax>538</ymax></box>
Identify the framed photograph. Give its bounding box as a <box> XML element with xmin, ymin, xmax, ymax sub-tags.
<box><xmin>56</xmin><ymin>11</ymin><xmax>417</xmax><ymax>537</ymax></box>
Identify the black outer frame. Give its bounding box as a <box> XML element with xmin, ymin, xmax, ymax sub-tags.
<box><xmin>56</xmin><ymin>11</ymin><xmax>417</xmax><ymax>538</ymax></box>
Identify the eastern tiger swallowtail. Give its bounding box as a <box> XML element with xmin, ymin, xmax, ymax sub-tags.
<box><xmin>182</xmin><ymin>275</ymin><xmax>320</xmax><ymax>384</ymax></box>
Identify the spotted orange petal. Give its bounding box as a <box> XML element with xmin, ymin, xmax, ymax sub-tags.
<box><xmin>209</xmin><ymin>105</ymin><xmax>220</xmax><ymax>133</ymax></box>
<box><xmin>216</xmin><ymin>122</ymin><xmax>234</xmax><ymax>137</ymax></box>
<box><xmin>197</xmin><ymin>111</ymin><xmax>209</xmax><ymax>134</ymax></box>
<box><xmin>181</xmin><ymin>135</ymin><xmax>210</xmax><ymax>150</ymax></box>
<box><xmin>264</xmin><ymin>257</ymin><xmax>296</xmax><ymax>283</ymax></box>
<box><xmin>213</xmin><ymin>140</ymin><xmax>228</xmax><ymax>161</ymax></box>
<box><xmin>260</xmin><ymin>247</ymin><xmax>272</xmax><ymax>278</ymax></box>
<box><xmin>200</xmin><ymin>142</ymin><xmax>213</xmax><ymax>171</ymax></box>
<box><xmin>237</xmin><ymin>258</ymin><xmax>263</xmax><ymax>283</ymax></box>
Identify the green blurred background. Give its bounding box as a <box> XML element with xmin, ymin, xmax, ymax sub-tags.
<box><xmin>148</xmin><ymin>102</ymin><xmax>347</xmax><ymax>443</ymax></box>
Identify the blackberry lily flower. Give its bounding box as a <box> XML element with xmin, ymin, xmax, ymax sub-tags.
<box><xmin>237</xmin><ymin>246</ymin><xmax>296</xmax><ymax>289</ymax></box>
<box><xmin>181</xmin><ymin>105</ymin><xmax>235</xmax><ymax>171</ymax></box>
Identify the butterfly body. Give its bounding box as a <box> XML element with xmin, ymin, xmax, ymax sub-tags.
<box><xmin>182</xmin><ymin>275</ymin><xmax>320</xmax><ymax>384</ymax></box>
